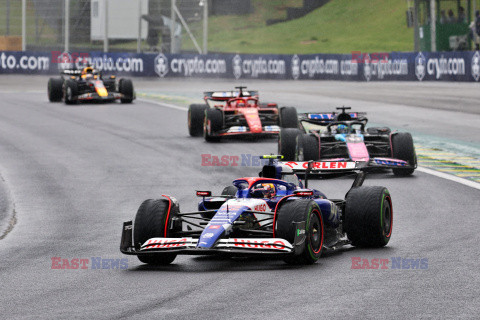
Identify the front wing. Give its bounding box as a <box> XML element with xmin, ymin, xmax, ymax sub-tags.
<box><xmin>120</xmin><ymin>221</ymin><xmax>307</xmax><ymax>257</ymax></box>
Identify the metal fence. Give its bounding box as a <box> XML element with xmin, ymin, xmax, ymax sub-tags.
<box><xmin>0</xmin><ymin>0</ymin><xmax>208</xmax><ymax>53</ymax></box>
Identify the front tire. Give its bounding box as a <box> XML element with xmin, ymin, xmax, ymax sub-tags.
<box><xmin>344</xmin><ymin>186</ymin><xmax>392</xmax><ymax>247</ymax></box>
<box><xmin>48</xmin><ymin>78</ymin><xmax>63</xmax><ymax>102</ymax></box>
<box><xmin>298</xmin><ymin>134</ymin><xmax>319</xmax><ymax>161</ymax></box>
<box><xmin>391</xmin><ymin>132</ymin><xmax>416</xmax><ymax>176</ymax></box>
<box><xmin>63</xmin><ymin>80</ymin><xmax>78</xmax><ymax>105</ymax></box>
<box><xmin>278</xmin><ymin>128</ymin><xmax>301</xmax><ymax>160</ymax></box>
<box><xmin>134</xmin><ymin>199</ymin><xmax>178</xmax><ymax>265</ymax></box>
<box><xmin>188</xmin><ymin>104</ymin><xmax>207</xmax><ymax>136</ymax></box>
<box><xmin>275</xmin><ymin>200</ymin><xmax>324</xmax><ymax>264</ymax></box>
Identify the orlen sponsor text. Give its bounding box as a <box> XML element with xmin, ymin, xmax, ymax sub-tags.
<box><xmin>427</xmin><ymin>56</ymin><xmax>465</xmax><ymax>79</ymax></box>
<box><xmin>171</xmin><ymin>56</ymin><xmax>227</xmax><ymax>76</ymax></box>
<box><xmin>0</xmin><ymin>52</ymin><xmax>49</xmax><ymax>71</ymax></box>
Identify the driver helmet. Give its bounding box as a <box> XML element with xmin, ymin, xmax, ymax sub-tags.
<box><xmin>336</xmin><ymin>124</ymin><xmax>349</xmax><ymax>134</ymax></box>
<box><xmin>82</xmin><ymin>66</ymin><xmax>94</xmax><ymax>75</ymax></box>
<box><xmin>236</xmin><ymin>99</ymin><xmax>245</xmax><ymax>107</ymax></box>
<box><xmin>250</xmin><ymin>183</ymin><xmax>276</xmax><ymax>198</ymax></box>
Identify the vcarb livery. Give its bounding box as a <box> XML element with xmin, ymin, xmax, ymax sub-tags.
<box><xmin>3</xmin><ymin>50</ymin><xmax>480</xmax><ymax>81</ymax></box>
<box><xmin>120</xmin><ymin>155</ymin><xmax>394</xmax><ymax>266</ymax></box>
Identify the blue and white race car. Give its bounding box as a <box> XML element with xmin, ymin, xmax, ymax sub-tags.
<box><xmin>120</xmin><ymin>156</ymin><xmax>393</xmax><ymax>265</ymax></box>
<box><xmin>278</xmin><ymin>107</ymin><xmax>417</xmax><ymax>176</ymax></box>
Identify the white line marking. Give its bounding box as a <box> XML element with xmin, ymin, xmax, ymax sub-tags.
<box><xmin>137</xmin><ymin>97</ymin><xmax>188</xmax><ymax>112</ymax></box>
<box><xmin>417</xmin><ymin>167</ymin><xmax>480</xmax><ymax>190</ymax></box>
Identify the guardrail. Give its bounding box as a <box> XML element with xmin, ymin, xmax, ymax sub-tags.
<box><xmin>1</xmin><ymin>50</ymin><xmax>480</xmax><ymax>82</ymax></box>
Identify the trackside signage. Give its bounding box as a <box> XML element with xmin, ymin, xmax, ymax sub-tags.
<box><xmin>2</xmin><ymin>50</ymin><xmax>480</xmax><ymax>81</ymax></box>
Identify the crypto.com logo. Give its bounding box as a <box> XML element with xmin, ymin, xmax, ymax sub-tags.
<box><xmin>415</xmin><ymin>52</ymin><xmax>427</xmax><ymax>81</ymax></box>
<box><xmin>471</xmin><ymin>51</ymin><xmax>480</xmax><ymax>81</ymax></box>
<box><xmin>154</xmin><ymin>53</ymin><xmax>169</xmax><ymax>77</ymax></box>
<box><xmin>291</xmin><ymin>54</ymin><xmax>300</xmax><ymax>80</ymax></box>
<box><xmin>233</xmin><ymin>54</ymin><xmax>242</xmax><ymax>79</ymax></box>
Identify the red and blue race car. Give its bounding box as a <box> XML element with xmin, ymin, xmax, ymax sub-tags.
<box><xmin>120</xmin><ymin>156</ymin><xmax>393</xmax><ymax>265</ymax></box>
<box><xmin>188</xmin><ymin>86</ymin><xmax>298</xmax><ymax>141</ymax></box>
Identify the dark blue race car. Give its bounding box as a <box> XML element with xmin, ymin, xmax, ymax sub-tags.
<box><xmin>120</xmin><ymin>156</ymin><xmax>393</xmax><ymax>265</ymax></box>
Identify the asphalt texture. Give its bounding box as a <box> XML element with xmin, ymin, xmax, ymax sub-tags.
<box><xmin>0</xmin><ymin>76</ymin><xmax>479</xmax><ymax>319</ymax></box>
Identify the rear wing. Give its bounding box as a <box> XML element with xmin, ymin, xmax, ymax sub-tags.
<box><xmin>204</xmin><ymin>90</ymin><xmax>259</xmax><ymax>101</ymax></box>
<box><xmin>279</xmin><ymin>160</ymin><xmax>366</xmax><ymax>189</ymax></box>
<box><xmin>61</xmin><ymin>69</ymin><xmax>82</xmax><ymax>76</ymax></box>
<box><xmin>298</xmin><ymin>112</ymin><xmax>367</xmax><ymax>124</ymax></box>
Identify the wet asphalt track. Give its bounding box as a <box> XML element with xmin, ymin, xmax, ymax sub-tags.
<box><xmin>0</xmin><ymin>76</ymin><xmax>479</xmax><ymax>319</ymax></box>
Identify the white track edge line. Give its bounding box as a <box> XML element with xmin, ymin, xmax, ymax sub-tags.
<box><xmin>139</xmin><ymin>97</ymin><xmax>480</xmax><ymax>191</ymax></box>
<box><xmin>417</xmin><ymin>167</ymin><xmax>480</xmax><ymax>190</ymax></box>
<box><xmin>137</xmin><ymin>97</ymin><xmax>188</xmax><ymax>111</ymax></box>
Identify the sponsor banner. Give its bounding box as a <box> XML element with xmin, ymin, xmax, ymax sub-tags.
<box><xmin>3</xmin><ymin>50</ymin><xmax>480</xmax><ymax>82</ymax></box>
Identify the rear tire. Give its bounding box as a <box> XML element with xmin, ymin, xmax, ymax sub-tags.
<box><xmin>391</xmin><ymin>132</ymin><xmax>416</xmax><ymax>176</ymax></box>
<box><xmin>204</xmin><ymin>108</ymin><xmax>223</xmax><ymax>142</ymax></box>
<box><xmin>134</xmin><ymin>199</ymin><xmax>178</xmax><ymax>265</ymax></box>
<box><xmin>344</xmin><ymin>186</ymin><xmax>392</xmax><ymax>247</ymax></box>
<box><xmin>275</xmin><ymin>200</ymin><xmax>324</xmax><ymax>264</ymax></box>
<box><xmin>278</xmin><ymin>128</ymin><xmax>301</xmax><ymax>160</ymax></box>
<box><xmin>279</xmin><ymin>107</ymin><xmax>298</xmax><ymax>128</ymax></box>
<box><xmin>63</xmin><ymin>80</ymin><xmax>78</xmax><ymax>105</ymax></box>
<box><xmin>48</xmin><ymin>78</ymin><xmax>63</xmax><ymax>102</ymax></box>
<box><xmin>188</xmin><ymin>104</ymin><xmax>207</xmax><ymax>136</ymax></box>
<box><xmin>119</xmin><ymin>78</ymin><xmax>134</xmax><ymax>103</ymax></box>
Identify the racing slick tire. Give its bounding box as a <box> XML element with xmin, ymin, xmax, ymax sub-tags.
<box><xmin>188</xmin><ymin>104</ymin><xmax>207</xmax><ymax>137</ymax></box>
<box><xmin>278</xmin><ymin>128</ymin><xmax>302</xmax><ymax>160</ymax></box>
<box><xmin>298</xmin><ymin>134</ymin><xmax>319</xmax><ymax>161</ymax></box>
<box><xmin>134</xmin><ymin>199</ymin><xmax>179</xmax><ymax>265</ymax></box>
<box><xmin>48</xmin><ymin>78</ymin><xmax>63</xmax><ymax>102</ymax></box>
<box><xmin>63</xmin><ymin>80</ymin><xmax>78</xmax><ymax>105</ymax></box>
<box><xmin>204</xmin><ymin>108</ymin><xmax>223</xmax><ymax>142</ymax></box>
<box><xmin>344</xmin><ymin>186</ymin><xmax>392</xmax><ymax>247</ymax></box>
<box><xmin>119</xmin><ymin>79</ymin><xmax>134</xmax><ymax>103</ymax></box>
<box><xmin>391</xmin><ymin>132</ymin><xmax>416</xmax><ymax>176</ymax></box>
<box><xmin>275</xmin><ymin>200</ymin><xmax>324</xmax><ymax>264</ymax></box>
<box><xmin>279</xmin><ymin>107</ymin><xmax>299</xmax><ymax>128</ymax></box>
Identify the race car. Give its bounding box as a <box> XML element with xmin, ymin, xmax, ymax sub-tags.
<box><xmin>278</xmin><ymin>107</ymin><xmax>417</xmax><ymax>176</ymax></box>
<box><xmin>120</xmin><ymin>155</ymin><xmax>393</xmax><ymax>265</ymax></box>
<box><xmin>187</xmin><ymin>86</ymin><xmax>298</xmax><ymax>141</ymax></box>
<box><xmin>47</xmin><ymin>66</ymin><xmax>135</xmax><ymax>104</ymax></box>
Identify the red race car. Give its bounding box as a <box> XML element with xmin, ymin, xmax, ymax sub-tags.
<box><xmin>188</xmin><ymin>86</ymin><xmax>298</xmax><ymax>142</ymax></box>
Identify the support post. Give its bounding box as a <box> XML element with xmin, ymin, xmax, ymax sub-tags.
<box><xmin>65</xmin><ymin>0</ymin><xmax>70</xmax><ymax>52</ymax></box>
<box><xmin>171</xmin><ymin>0</ymin><xmax>176</xmax><ymax>54</ymax></box>
<box><xmin>137</xmin><ymin>0</ymin><xmax>142</xmax><ymax>53</ymax></box>
<box><xmin>104</xmin><ymin>0</ymin><xmax>109</xmax><ymax>53</ymax></box>
<box><xmin>22</xmin><ymin>0</ymin><xmax>26</xmax><ymax>50</ymax></box>
<box><xmin>430</xmin><ymin>0</ymin><xmax>436</xmax><ymax>52</ymax></box>
<box><xmin>203</xmin><ymin>0</ymin><xmax>208</xmax><ymax>54</ymax></box>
